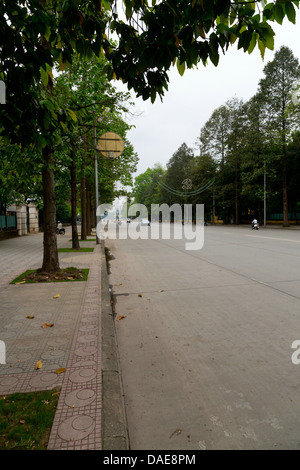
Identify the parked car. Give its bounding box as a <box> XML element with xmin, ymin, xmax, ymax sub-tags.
<box><xmin>141</xmin><ymin>218</ymin><xmax>150</xmax><ymax>226</ymax></box>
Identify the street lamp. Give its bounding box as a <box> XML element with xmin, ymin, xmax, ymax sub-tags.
<box><xmin>264</xmin><ymin>157</ymin><xmax>266</xmax><ymax>228</ymax></box>
<box><xmin>94</xmin><ymin>122</ymin><xmax>124</xmax><ymax>244</ymax></box>
<box><xmin>94</xmin><ymin>121</ymin><xmax>100</xmax><ymax>244</ymax></box>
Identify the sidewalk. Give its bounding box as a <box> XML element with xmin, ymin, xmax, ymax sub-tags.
<box><xmin>0</xmin><ymin>228</ymin><xmax>128</xmax><ymax>450</ymax></box>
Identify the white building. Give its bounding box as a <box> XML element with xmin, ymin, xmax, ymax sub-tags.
<box><xmin>7</xmin><ymin>203</ymin><xmax>39</xmax><ymax>236</ymax></box>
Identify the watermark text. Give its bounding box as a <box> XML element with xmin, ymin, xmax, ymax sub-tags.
<box><xmin>0</xmin><ymin>340</ymin><xmax>6</xmax><ymax>364</ymax></box>
<box><xmin>96</xmin><ymin>201</ymin><xmax>205</xmax><ymax>251</ymax></box>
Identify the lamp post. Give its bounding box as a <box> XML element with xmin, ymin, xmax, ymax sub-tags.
<box><xmin>94</xmin><ymin>122</ymin><xmax>100</xmax><ymax>244</ymax></box>
<box><xmin>264</xmin><ymin>157</ymin><xmax>266</xmax><ymax>228</ymax></box>
<box><xmin>94</xmin><ymin>123</ymin><xmax>124</xmax><ymax>245</ymax></box>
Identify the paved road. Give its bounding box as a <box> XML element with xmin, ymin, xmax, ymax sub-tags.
<box><xmin>106</xmin><ymin>224</ymin><xmax>300</xmax><ymax>450</ymax></box>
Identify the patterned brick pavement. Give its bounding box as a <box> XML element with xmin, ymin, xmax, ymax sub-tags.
<box><xmin>47</xmin><ymin>248</ymin><xmax>103</xmax><ymax>449</ymax></box>
<box><xmin>0</xmin><ymin>232</ymin><xmax>104</xmax><ymax>449</ymax></box>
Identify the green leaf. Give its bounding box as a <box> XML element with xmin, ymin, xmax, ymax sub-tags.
<box><xmin>248</xmin><ymin>32</ymin><xmax>257</xmax><ymax>54</ymax></box>
<box><xmin>44</xmin><ymin>25</ymin><xmax>51</xmax><ymax>42</ymax></box>
<box><xmin>247</xmin><ymin>0</ymin><xmax>255</xmax><ymax>10</ymax></box>
<box><xmin>58</xmin><ymin>53</ymin><xmax>66</xmax><ymax>71</ymax></box>
<box><xmin>150</xmin><ymin>88</ymin><xmax>157</xmax><ymax>103</ymax></box>
<box><xmin>44</xmin><ymin>99</ymin><xmax>56</xmax><ymax>111</ymax></box>
<box><xmin>102</xmin><ymin>0</ymin><xmax>112</xmax><ymax>10</ymax></box>
<box><xmin>125</xmin><ymin>3</ymin><xmax>133</xmax><ymax>19</ymax></box>
<box><xmin>274</xmin><ymin>3</ymin><xmax>285</xmax><ymax>24</ymax></box>
<box><xmin>60</xmin><ymin>121</ymin><xmax>67</xmax><ymax>132</ymax></box>
<box><xmin>43</xmin><ymin>110</ymin><xmax>50</xmax><ymax>130</ymax></box>
<box><xmin>263</xmin><ymin>26</ymin><xmax>275</xmax><ymax>51</ymax></box>
<box><xmin>285</xmin><ymin>2</ymin><xmax>296</xmax><ymax>23</ymax></box>
<box><xmin>196</xmin><ymin>24</ymin><xmax>206</xmax><ymax>39</ymax></box>
<box><xmin>262</xmin><ymin>3</ymin><xmax>275</xmax><ymax>21</ymax></box>
<box><xmin>209</xmin><ymin>39</ymin><xmax>219</xmax><ymax>66</ymax></box>
<box><xmin>50</xmin><ymin>109</ymin><xmax>58</xmax><ymax>120</ymax></box>
<box><xmin>177</xmin><ymin>59</ymin><xmax>185</xmax><ymax>76</ymax></box>
<box><xmin>67</xmin><ymin>109</ymin><xmax>78</xmax><ymax>122</ymax></box>
<box><xmin>229</xmin><ymin>33</ymin><xmax>237</xmax><ymax>44</ymax></box>
<box><xmin>257</xmin><ymin>38</ymin><xmax>265</xmax><ymax>59</ymax></box>
<box><xmin>40</xmin><ymin>67</ymin><xmax>49</xmax><ymax>87</ymax></box>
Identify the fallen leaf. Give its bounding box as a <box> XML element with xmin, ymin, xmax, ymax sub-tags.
<box><xmin>169</xmin><ymin>428</ymin><xmax>182</xmax><ymax>438</ymax></box>
<box><xmin>157</xmin><ymin>289</ymin><xmax>164</xmax><ymax>293</ymax></box>
<box><xmin>116</xmin><ymin>315</ymin><xmax>126</xmax><ymax>321</ymax></box>
<box><xmin>53</xmin><ymin>294</ymin><xmax>60</xmax><ymax>299</ymax></box>
<box><xmin>115</xmin><ymin>283</ymin><xmax>122</xmax><ymax>286</ymax></box>
<box><xmin>26</xmin><ymin>315</ymin><xmax>35</xmax><ymax>319</ymax></box>
<box><xmin>35</xmin><ymin>360</ymin><xmax>43</xmax><ymax>370</ymax></box>
<box><xmin>19</xmin><ymin>419</ymin><xmax>25</xmax><ymax>425</ymax></box>
<box><xmin>15</xmin><ymin>281</ymin><xmax>26</xmax><ymax>285</ymax></box>
<box><xmin>138</xmin><ymin>294</ymin><xmax>143</xmax><ymax>297</ymax></box>
<box><xmin>42</xmin><ymin>322</ymin><xmax>54</xmax><ymax>328</ymax></box>
<box><xmin>55</xmin><ymin>368</ymin><xmax>66</xmax><ymax>374</ymax></box>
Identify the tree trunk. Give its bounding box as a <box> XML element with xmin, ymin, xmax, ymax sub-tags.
<box><xmin>70</xmin><ymin>137</ymin><xmax>80</xmax><ymax>250</ymax></box>
<box><xmin>39</xmin><ymin>0</ymin><xmax>60</xmax><ymax>272</ymax></box>
<box><xmin>41</xmin><ymin>145</ymin><xmax>60</xmax><ymax>273</ymax></box>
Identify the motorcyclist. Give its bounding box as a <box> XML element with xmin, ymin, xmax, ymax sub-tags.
<box><xmin>56</xmin><ymin>221</ymin><xmax>65</xmax><ymax>234</ymax></box>
<box><xmin>252</xmin><ymin>218</ymin><xmax>258</xmax><ymax>228</ymax></box>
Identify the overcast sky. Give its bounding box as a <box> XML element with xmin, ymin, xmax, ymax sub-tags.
<box><xmin>115</xmin><ymin>14</ymin><xmax>300</xmax><ymax>180</ymax></box>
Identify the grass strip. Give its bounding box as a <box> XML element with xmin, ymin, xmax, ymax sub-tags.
<box><xmin>58</xmin><ymin>247</ymin><xmax>94</xmax><ymax>252</ymax></box>
<box><xmin>68</xmin><ymin>239</ymin><xmax>96</xmax><ymax>242</ymax></box>
<box><xmin>0</xmin><ymin>389</ymin><xmax>60</xmax><ymax>450</ymax></box>
<box><xmin>10</xmin><ymin>267</ymin><xmax>89</xmax><ymax>284</ymax></box>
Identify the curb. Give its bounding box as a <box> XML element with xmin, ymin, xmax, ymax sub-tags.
<box><xmin>100</xmin><ymin>241</ymin><xmax>129</xmax><ymax>450</ymax></box>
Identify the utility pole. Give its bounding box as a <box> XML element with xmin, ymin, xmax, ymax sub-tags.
<box><xmin>264</xmin><ymin>157</ymin><xmax>266</xmax><ymax>228</ymax></box>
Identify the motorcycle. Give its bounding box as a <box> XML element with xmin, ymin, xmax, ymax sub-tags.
<box><xmin>251</xmin><ymin>222</ymin><xmax>259</xmax><ymax>230</ymax></box>
<box><xmin>56</xmin><ymin>225</ymin><xmax>65</xmax><ymax>235</ymax></box>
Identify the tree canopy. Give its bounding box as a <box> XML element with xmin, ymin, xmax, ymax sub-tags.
<box><xmin>1</xmin><ymin>0</ymin><xmax>299</xmax><ymax>148</ymax></box>
<box><xmin>1</xmin><ymin>1</ymin><xmax>299</xmax><ymax>115</ymax></box>
<box><xmin>133</xmin><ymin>46</ymin><xmax>300</xmax><ymax>226</ymax></box>
<box><xmin>106</xmin><ymin>0</ymin><xmax>300</xmax><ymax>100</ymax></box>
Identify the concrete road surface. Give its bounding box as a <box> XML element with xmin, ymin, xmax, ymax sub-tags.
<box><xmin>105</xmin><ymin>224</ymin><xmax>300</xmax><ymax>450</ymax></box>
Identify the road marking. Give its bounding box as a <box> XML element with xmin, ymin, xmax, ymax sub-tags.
<box><xmin>245</xmin><ymin>234</ymin><xmax>300</xmax><ymax>243</ymax></box>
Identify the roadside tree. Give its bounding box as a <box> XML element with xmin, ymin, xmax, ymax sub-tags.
<box><xmin>257</xmin><ymin>46</ymin><xmax>300</xmax><ymax>226</ymax></box>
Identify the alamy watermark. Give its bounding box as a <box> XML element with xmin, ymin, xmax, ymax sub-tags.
<box><xmin>0</xmin><ymin>81</ymin><xmax>6</xmax><ymax>104</ymax></box>
<box><xmin>0</xmin><ymin>340</ymin><xmax>6</xmax><ymax>364</ymax></box>
<box><xmin>291</xmin><ymin>340</ymin><xmax>300</xmax><ymax>365</ymax></box>
<box><xmin>96</xmin><ymin>201</ymin><xmax>205</xmax><ymax>251</ymax></box>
